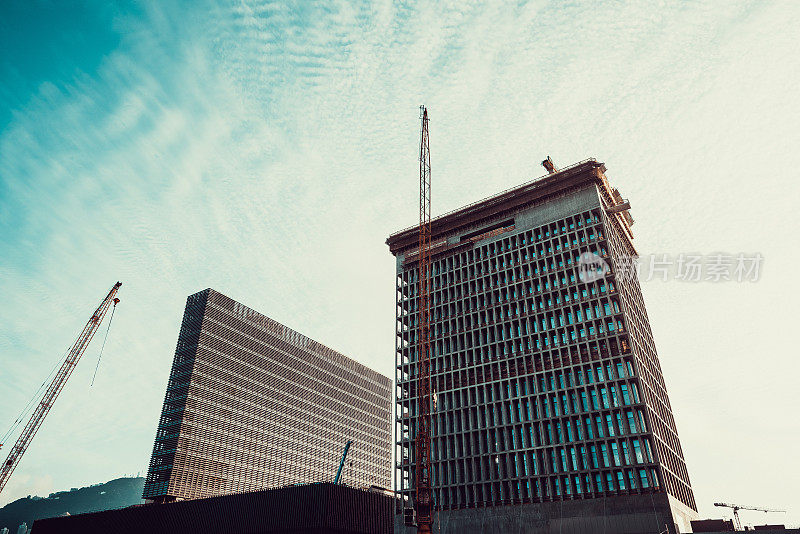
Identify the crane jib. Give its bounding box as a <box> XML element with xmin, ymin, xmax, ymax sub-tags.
<box><xmin>0</xmin><ymin>282</ymin><xmax>122</xmax><ymax>496</ymax></box>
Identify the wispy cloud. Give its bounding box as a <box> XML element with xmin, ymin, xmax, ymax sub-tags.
<box><xmin>1</xmin><ymin>0</ymin><xmax>799</xmax><ymax>525</ymax></box>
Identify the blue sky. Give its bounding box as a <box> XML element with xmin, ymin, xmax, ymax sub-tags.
<box><xmin>1</xmin><ymin>0</ymin><xmax>799</xmax><ymax>527</ymax></box>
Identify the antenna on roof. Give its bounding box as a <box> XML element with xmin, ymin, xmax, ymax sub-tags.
<box><xmin>542</xmin><ymin>156</ymin><xmax>558</xmax><ymax>174</ymax></box>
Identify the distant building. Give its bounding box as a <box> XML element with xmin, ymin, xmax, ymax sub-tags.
<box><xmin>691</xmin><ymin>518</ymin><xmax>736</xmax><ymax>531</ymax></box>
<box><xmin>387</xmin><ymin>159</ymin><xmax>698</xmax><ymax>533</ymax></box>
<box><xmin>142</xmin><ymin>289</ymin><xmax>392</xmax><ymax>502</ymax></box>
<box><xmin>34</xmin><ymin>483</ymin><xmax>394</xmax><ymax>534</ymax></box>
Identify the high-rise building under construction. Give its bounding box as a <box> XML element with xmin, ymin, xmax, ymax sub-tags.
<box><xmin>142</xmin><ymin>289</ymin><xmax>392</xmax><ymax>502</ymax></box>
<box><xmin>387</xmin><ymin>159</ymin><xmax>698</xmax><ymax>533</ymax></box>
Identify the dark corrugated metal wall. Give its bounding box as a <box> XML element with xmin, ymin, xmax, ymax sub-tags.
<box><xmin>34</xmin><ymin>483</ymin><xmax>393</xmax><ymax>534</ymax></box>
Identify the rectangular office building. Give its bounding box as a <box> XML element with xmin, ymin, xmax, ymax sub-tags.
<box><xmin>387</xmin><ymin>159</ymin><xmax>698</xmax><ymax>533</ymax></box>
<box><xmin>143</xmin><ymin>289</ymin><xmax>392</xmax><ymax>502</ymax></box>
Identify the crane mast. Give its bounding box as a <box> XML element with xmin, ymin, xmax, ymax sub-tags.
<box><xmin>0</xmin><ymin>282</ymin><xmax>122</xmax><ymax>496</ymax></box>
<box><xmin>415</xmin><ymin>106</ymin><xmax>433</xmax><ymax>534</ymax></box>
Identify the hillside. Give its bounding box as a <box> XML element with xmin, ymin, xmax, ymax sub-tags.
<box><xmin>0</xmin><ymin>477</ymin><xmax>144</xmax><ymax>532</ymax></box>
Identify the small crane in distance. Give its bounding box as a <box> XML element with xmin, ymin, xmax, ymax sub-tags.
<box><xmin>713</xmin><ymin>502</ymin><xmax>787</xmax><ymax>530</ymax></box>
<box><xmin>0</xmin><ymin>282</ymin><xmax>122</xmax><ymax>496</ymax></box>
<box><xmin>334</xmin><ymin>440</ymin><xmax>353</xmax><ymax>484</ymax></box>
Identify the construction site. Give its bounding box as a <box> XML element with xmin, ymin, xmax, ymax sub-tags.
<box><xmin>0</xmin><ymin>109</ymin><xmax>795</xmax><ymax>534</ymax></box>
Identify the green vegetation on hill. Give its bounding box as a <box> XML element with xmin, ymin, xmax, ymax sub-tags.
<box><xmin>0</xmin><ymin>477</ymin><xmax>144</xmax><ymax>532</ymax></box>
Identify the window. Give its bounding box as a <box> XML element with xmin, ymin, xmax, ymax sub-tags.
<box><xmin>621</xmin><ymin>441</ymin><xmax>630</xmax><ymax>465</ymax></box>
<box><xmin>639</xmin><ymin>469</ymin><xmax>649</xmax><ymax>488</ymax></box>
<box><xmin>621</xmin><ymin>384</ymin><xmax>631</xmax><ymax>405</ymax></box>
<box><xmin>627</xmin><ymin>470</ymin><xmax>636</xmax><ymax>489</ymax></box>
<box><xmin>610</xmin><ymin>386</ymin><xmax>619</xmax><ymax>407</ymax></box>
<box><xmin>611</xmin><ymin>442</ymin><xmax>621</xmax><ymax>466</ymax></box>
<box><xmin>651</xmin><ymin>469</ymin><xmax>660</xmax><ymax>488</ymax></box>
<box><xmin>633</xmin><ymin>439</ymin><xmax>644</xmax><ymax>464</ymax></box>
<box><xmin>626</xmin><ymin>411</ymin><xmax>637</xmax><ymax>434</ymax></box>
<box><xmin>616</xmin><ymin>413</ymin><xmax>625</xmax><ymax>435</ymax></box>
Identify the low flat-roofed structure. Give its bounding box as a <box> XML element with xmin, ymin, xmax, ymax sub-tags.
<box><xmin>32</xmin><ymin>482</ymin><xmax>394</xmax><ymax>534</ymax></box>
<box><xmin>691</xmin><ymin>518</ymin><xmax>736</xmax><ymax>531</ymax></box>
<box><xmin>691</xmin><ymin>518</ymin><xmax>798</xmax><ymax>533</ymax></box>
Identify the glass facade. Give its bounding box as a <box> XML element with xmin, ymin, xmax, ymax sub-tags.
<box><xmin>143</xmin><ymin>289</ymin><xmax>392</xmax><ymax>501</ymax></box>
<box><xmin>387</xmin><ymin>160</ymin><xmax>695</xmax><ymax>515</ymax></box>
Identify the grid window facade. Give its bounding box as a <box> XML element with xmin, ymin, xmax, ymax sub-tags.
<box><xmin>143</xmin><ymin>289</ymin><xmax>392</xmax><ymax>501</ymax></box>
<box><xmin>387</xmin><ymin>160</ymin><xmax>696</xmax><ymax>514</ymax></box>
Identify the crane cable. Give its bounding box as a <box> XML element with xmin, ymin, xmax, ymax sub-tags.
<box><xmin>90</xmin><ymin>302</ymin><xmax>117</xmax><ymax>387</ymax></box>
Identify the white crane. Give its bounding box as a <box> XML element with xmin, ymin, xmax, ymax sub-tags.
<box><xmin>713</xmin><ymin>502</ymin><xmax>786</xmax><ymax>530</ymax></box>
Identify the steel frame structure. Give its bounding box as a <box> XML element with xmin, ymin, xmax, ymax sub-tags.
<box><xmin>414</xmin><ymin>106</ymin><xmax>433</xmax><ymax>533</ymax></box>
<box><xmin>388</xmin><ymin>160</ymin><xmax>697</xmax><ymax>531</ymax></box>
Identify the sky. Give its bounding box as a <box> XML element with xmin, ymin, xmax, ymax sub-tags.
<box><xmin>1</xmin><ymin>0</ymin><xmax>799</xmax><ymax>528</ymax></box>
